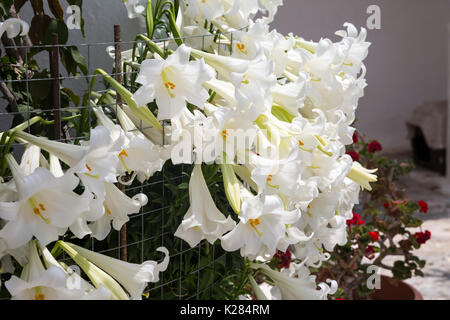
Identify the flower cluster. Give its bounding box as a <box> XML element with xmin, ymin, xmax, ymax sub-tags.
<box><xmin>0</xmin><ymin>0</ymin><xmax>377</xmax><ymax>300</ymax></box>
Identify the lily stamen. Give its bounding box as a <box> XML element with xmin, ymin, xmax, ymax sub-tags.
<box><xmin>266</xmin><ymin>174</ymin><xmax>280</xmax><ymax>189</ymax></box>
<box><xmin>84</xmin><ymin>163</ymin><xmax>100</xmax><ymax>179</ymax></box>
<box><xmin>249</xmin><ymin>219</ymin><xmax>263</xmax><ymax>236</ymax></box>
<box><xmin>28</xmin><ymin>198</ymin><xmax>50</xmax><ymax>224</ymax></box>
<box><xmin>236</xmin><ymin>43</ymin><xmax>248</xmax><ymax>55</ymax></box>
<box><xmin>118</xmin><ymin>149</ymin><xmax>131</xmax><ymax>174</ymax></box>
<box><xmin>34</xmin><ymin>287</ymin><xmax>45</xmax><ymax>300</ymax></box>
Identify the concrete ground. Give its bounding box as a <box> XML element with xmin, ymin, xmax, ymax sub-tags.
<box><xmin>379</xmin><ymin>154</ymin><xmax>450</xmax><ymax>300</ymax></box>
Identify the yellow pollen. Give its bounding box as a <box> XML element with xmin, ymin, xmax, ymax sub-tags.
<box><xmin>249</xmin><ymin>219</ymin><xmax>263</xmax><ymax>236</ymax></box>
<box><xmin>164</xmin><ymin>81</ymin><xmax>176</xmax><ymax>90</ymax></box>
<box><xmin>28</xmin><ymin>198</ymin><xmax>50</xmax><ymax>224</ymax></box>
<box><xmin>119</xmin><ymin>149</ymin><xmax>129</xmax><ymax>158</ymax></box>
<box><xmin>298</xmin><ymin>140</ymin><xmax>305</xmax><ymax>146</ymax></box>
<box><xmin>118</xmin><ymin>149</ymin><xmax>131</xmax><ymax>174</ymax></box>
<box><xmin>85</xmin><ymin>162</ymin><xmax>100</xmax><ymax>178</ymax></box>
<box><xmin>221</xmin><ymin>129</ymin><xmax>228</xmax><ymax>140</ymax></box>
<box><xmin>266</xmin><ymin>174</ymin><xmax>280</xmax><ymax>189</ymax></box>
<box><xmin>161</xmin><ymin>67</ymin><xmax>176</xmax><ymax>98</ymax></box>
<box><xmin>194</xmin><ymin>226</ymin><xmax>200</xmax><ymax>231</ymax></box>
<box><xmin>105</xmin><ymin>205</ymin><xmax>112</xmax><ymax>215</ymax></box>
<box><xmin>236</xmin><ymin>43</ymin><xmax>248</xmax><ymax>55</ymax></box>
<box><xmin>34</xmin><ymin>287</ymin><xmax>45</xmax><ymax>300</ymax></box>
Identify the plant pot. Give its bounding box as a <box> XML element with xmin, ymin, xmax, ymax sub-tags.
<box><xmin>355</xmin><ymin>275</ymin><xmax>424</xmax><ymax>300</ymax></box>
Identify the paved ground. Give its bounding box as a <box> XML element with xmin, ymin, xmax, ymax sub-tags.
<box><xmin>379</xmin><ymin>155</ymin><xmax>450</xmax><ymax>300</ymax></box>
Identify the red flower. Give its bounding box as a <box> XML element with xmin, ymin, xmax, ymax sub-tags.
<box><xmin>336</xmin><ymin>298</ymin><xmax>345</xmax><ymax>300</ymax></box>
<box><xmin>417</xmin><ymin>200</ymin><xmax>428</xmax><ymax>214</ymax></box>
<box><xmin>365</xmin><ymin>245</ymin><xmax>376</xmax><ymax>260</ymax></box>
<box><xmin>368</xmin><ymin>231</ymin><xmax>379</xmax><ymax>242</ymax></box>
<box><xmin>274</xmin><ymin>249</ymin><xmax>292</xmax><ymax>269</ymax></box>
<box><xmin>368</xmin><ymin>140</ymin><xmax>382</xmax><ymax>153</ymax></box>
<box><xmin>346</xmin><ymin>212</ymin><xmax>365</xmax><ymax>227</ymax></box>
<box><xmin>352</xmin><ymin>132</ymin><xmax>358</xmax><ymax>143</ymax></box>
<box><xmin>413</xmin><ymin>230</ymin><xmax>431</xmax><ymax>244</ymax></box>
<box><xmin>346</xmin><ymin>150</ymin><xmax>359</xmax><ymax>162</ymax></box>
<box><xmin>383</xmin><ymin>202</ymin><xmax>390</xmax><ymax>209</ymax></box>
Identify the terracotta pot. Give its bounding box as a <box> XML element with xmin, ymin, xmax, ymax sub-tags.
<box><xmin>355</xmin><ymin>275</ymin><xmax>424</xmax><ymax>300</ymax></box>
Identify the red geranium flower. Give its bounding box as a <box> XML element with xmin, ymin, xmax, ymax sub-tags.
<box><xmin>346</xmin><ymin>212</ymin><xmax>365</xmax><ymax>227</ymax></box>
<box><xmin>368</xmin><ymin>140</ymin><xmax>382</xmax><ymax>153</ymax></box>
<box><xmin>365</xmin><ymin>245</ymin><xmax>376</xmax><ymax>260</ymax></box>
<box><xmin>417</xmin><ymin>200</ymin><xmax>428</xmax><ymax>214</ymax></box>
<box><xmin>368</xmin><ymin>231</ymin><xmax>379</xmax><ymax>242</ymax></box>
<box><xmin>383</xmin><ymin>202</ymin><xmax>390</xmax><ymax>209</ymax></box>
<box><xmin>346</xmin><ymin>150</ymin><xmax>359</xmax><ymax>162</ymax></box>
<box><xmin>352</xmin><ymin>132</ymin><xmax>358</xmax><ymax>143</ymax></box>
<box><xmin>413</xmin><ymin>230</ymin><xmax>431</xmax><ymax>244</ymax></box>
<box><xmin>274</xmin><ymin>249</ymin><xmax>292</xmax><ymax>269</ymax></box>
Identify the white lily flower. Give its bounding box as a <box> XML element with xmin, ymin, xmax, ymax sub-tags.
<box><xmin>0</xmin><ymin>18</ymin><xmax>29</xmax><ymax>39</ymax></box>
<box><xmin>93</xmin><ymin>107</ymin><xmax>165</xmax><ymax>181</ymax></box>
<box><xmin>64</xmin><ymin>242</ymin><xmax>170</xmax><ymax>300</ymax></box>
<box><xmin>191</xmin><ymin>47</ymin><xmax>249</xmax><ymax>79</ymax></box>
<box><xmin>89</xmin><ymin>183</ymin><xmax>148</xmax><ymax>241</ymax></box>
<box><xmin>5</xmin><ymin>241</ymin><xmax>108</xmax><ymax>300</ymax></box>
<box><xmin>19</xmin><ymin>144</ymin><xmax>41</xmax><ymax>176</ymax></box>
<box><xmin>253</xmin><ymin>263</ymin><xmax>337</xmax><ymax>300</ymax></box>
<box><xmin>0</xmin><ymin>154</ymin><xmax>90</xmax><ymax>248</ymax></box>
<box><xmin>221</xmin><ymin>194</ymin><xmax>300</xmax><ymax>260</ymax></box>
<box><xmin>174</xmin><ymin>164</ymin><xmax>236</xmax><ymax>247</ymax></box>
<box><xmin>132</xmin><ymin>44</ymin><xmax>215</xmax><ymax>120</ymax></box>
<box><xmin>181</xmin><ymin>0</ymin><xmax>225</xmax><ymax>21</ymax></box>
<box><xmin>15</xmin><ymin>126</ymin><xmax>120</xmax><ymax>203</ymax></box>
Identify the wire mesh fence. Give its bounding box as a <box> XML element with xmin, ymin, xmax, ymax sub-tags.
<box><xmin>0</xmin><ymin>26</ymin><xmax>246</xmax><ymax>300</ymax></box>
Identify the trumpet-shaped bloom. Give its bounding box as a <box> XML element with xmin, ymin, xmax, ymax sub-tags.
<box><xmin>93</xmin><ymin>107</ymin><xmax>165</xmax><ymax>181</ymax></box>
<box><xmin>221</xmin><ymin>194</ymin><xmax>300</xmax><ymax>260</ymax></box>
<box><xmin>64</xmin><ymin>243</ymin><xmax>169</xmax><ymax>300</ymax></box>
<box><xmin>175</xmin><ymin>164</ymin><xmax>236</xmax><ymax>247</ymax></box>
<box><xmin>89</xmin><ymin>183</ymin><xmax>148</xmax><ymax>241</ymax></box>
<box><xmin>5</xmin><ymin>241</ymin><xmax>110</xmax><ymax>300</ymax></box>
<box><xmin>132</xmin><ymin>44</ymin><xmax>215</xmax><ymax>120</ymax></box>
<box><xmin>15</xmin><ymin>126</ymin><xmax>120</xmax><ymax>203</ymax></box>
<box><xmin>0</xmin><ymin>18</ymin><xmax>29</xmax><ymax>39</ymax></box>
<box><xmin>253</xmin><ymin>263</ymin><xmax>337</xmax><ymax>300</ymax></box>
<box><xmin>0</xmin><ymin>155</ymin><xmax>90</xmax><ymax>248</ymax></box>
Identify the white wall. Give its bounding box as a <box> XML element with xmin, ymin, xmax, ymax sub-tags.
<box><xmin>272</xmin><ymin>0</ymin><xmax>450</xmax><ymax>153</ymax></box>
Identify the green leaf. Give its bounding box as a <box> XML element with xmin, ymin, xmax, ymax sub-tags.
<box><xmin>29</xmin><ymin>14</ymin><xmax>52</xmax><ymax>45</ymax></box>
<box><xmin>61</xmin><ymin>87</ymin><xmax>80</xmax><ymax>106</ymax></box>
<box><xmin>30</xmin><ymin>0</ymin><xmax>44</xmax><ymax>14</ymax></box>
<box><xmin>45</xmin><ymin>18</ymin><xmax>69</xmax><ymax>45</ymax></box>
<box><xmin>48</xmin><ymin>0</ymin><xmax>64</xmax><ymax>19</ymax></box>
<box><xmin>69</xmin><ymin>46</ymin><xmax>87</xmax><ymax>74</ymax></box>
